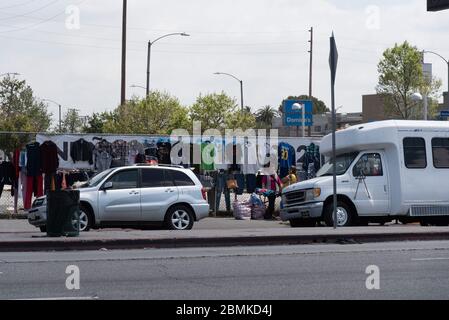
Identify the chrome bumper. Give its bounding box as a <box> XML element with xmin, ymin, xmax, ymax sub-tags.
<box><xmin>280</xmin><ymin>202</ymin><xmax>324</xmax><ymax>221</ymax></box>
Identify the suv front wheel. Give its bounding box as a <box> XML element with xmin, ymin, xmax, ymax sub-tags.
<box><xmin>165</xmin><ymin>205</ymin><xmax>195</xmax><ymax>230</ymax></box>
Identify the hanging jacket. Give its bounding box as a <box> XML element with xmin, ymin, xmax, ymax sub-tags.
<box><xmin>70</xmin><ymin>139</ymin><xmax>94</xmax><ymax>164</ymax></box>
<box><xmin>40</xmin><ymin>141</ymin><xmax>59</xmax><ymax>174</ymax></box>
<box><xmin>26</xmin><ymin>142</ymin><xmax>42</xmax><ymax>177</ymax></box>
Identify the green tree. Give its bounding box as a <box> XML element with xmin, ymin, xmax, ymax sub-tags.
<box><xmin>103</xmin><ymin>91</ymin><xmax>191</xmax><ymax>135</ymax></box>
<box><xmin>0</xmin><ymin>76</ymin><xmax>51</xmax><ymax>153</ymax></box>
<box><xmin>60</xmin><ymin>108</ymin><xmax>84</xmax><ymax>133</ymax></box>
<box><xmin>82</xmin><ymin>112</ymin><xmax>112</xmax><ymax>133</ymax></box>
<box><xmin>225</xmin><ymin>109</ymin><xmax>256</xmax><ymax>131</ymax></box>
<box><xmin>190</xmin><ymin>92</ymin><xmax>237</xmax><ymax>130</ymax></box>
<box><xmin>255</xmin><ymin>105</ymin><xmax>278</xmax><ymax>128</ymax></box>
<box><xmin>376</xmin><ymin>41</ymin><xmax>442</xmax><ymax>119</ymax></box>
<box><xmin>279</xmin><ymin>95</ymin><xmax>329</xmax><ymax>114</ymax></box>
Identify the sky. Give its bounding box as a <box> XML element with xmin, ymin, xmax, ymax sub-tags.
<box><xmin>1</xmin><ymin>0</ymin><xmax>449</xmax><ymax>126</ymax></box>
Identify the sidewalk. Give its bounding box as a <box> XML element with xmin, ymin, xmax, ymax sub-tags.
<box><xmin>1</xmin><ymin>218</ymin><xmax>449</xmax><ymax>252</ymax></box>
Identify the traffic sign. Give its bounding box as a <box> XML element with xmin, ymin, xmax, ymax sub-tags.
<box><xmin>428</xmin><ymin>0</ymin><xmax>449</xmax><ymax>11</ymax></box>
<box><xmin>440</xmin><ymin>110</ymin><xmax>449</xmax><ymax>117</ymax></box>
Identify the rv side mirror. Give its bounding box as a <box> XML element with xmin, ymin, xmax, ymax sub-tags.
<box><xmin>102</xmin><ymin>181</ymin><xmax>113</xmax><ymax>191</ymax></box>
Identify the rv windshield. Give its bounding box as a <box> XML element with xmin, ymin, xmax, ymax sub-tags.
<box><xmin>316</xmin><ymin>152</ymin><xmax>359</xmax><ymax>177</ymax></box>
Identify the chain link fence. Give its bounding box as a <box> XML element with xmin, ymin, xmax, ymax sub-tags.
<box><xmin>0</xmin><ymin>132</ymin><xmax>36</xmax><ymax>216</ymax></box>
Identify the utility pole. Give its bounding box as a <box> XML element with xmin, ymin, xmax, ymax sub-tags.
<box><xmin>120</xmin><ymin>0</ymin><xmax>127</xmax><ymax>106</ymax></box>
<box><xmin>308</xmin><ymin>27</ymin><xmax>313</xmax><ymax>137</ymax></box>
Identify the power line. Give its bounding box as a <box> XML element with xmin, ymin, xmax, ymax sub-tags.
<box><xmin>0</xmin><ymin>0</ymin><xmax>86</xmax><ymax>34</ymax></box>
<box><xmin>0</xmin><ymin>0</ymin><xmax>37</xmax><ymax>10</ymax></box>
<box><xmin>0</xmin><ymin>0</ymin><xmax>60</xmax><ymax>21</ymax></box>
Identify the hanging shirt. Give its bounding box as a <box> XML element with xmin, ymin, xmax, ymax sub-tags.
<box><xmin>279</xmin><ymin>142</ymin><xmax>296</xmax><ymax>178</ymax></box>
<box><xmin>26</xmin><ymin>142</ymin><xmax>42</xmax><ymax>177</ymax></box>
<box><xmin>201</xmin><ymin>142</ymin><xmax>215</xmax><ymax>171</ymax></box>
<box><xmin>40</xmin><ymin>141</ymin><xmax>59</xmax><ymax>175</ymax></box>
<box><xmin>242</xmin><ymin>140</ymin><xmax>259</xmax><ymax>174</ymax></box>
<box><xmin>157</xmin><ymin>142</ymin><xmax>172</xmax><ymax>165</ymax></box>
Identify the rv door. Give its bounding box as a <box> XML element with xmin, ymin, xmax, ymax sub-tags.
<box><xmin>351</xmin><ymin>151</ymin><xmax>390</xmax><ymax>215</ymax></box>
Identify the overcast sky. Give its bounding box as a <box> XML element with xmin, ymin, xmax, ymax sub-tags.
<box><xmin>1</xmin><ymin>0</ymin><xmax>449</xmax><ymax>125</ymax></box>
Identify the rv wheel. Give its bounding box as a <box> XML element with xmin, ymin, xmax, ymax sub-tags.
<box><xmin>324</xmin><ymin>201</ymin><xmax>354</xmax><ymax>227</ymax></box>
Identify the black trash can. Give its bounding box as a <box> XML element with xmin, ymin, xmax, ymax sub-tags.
<box><xmin>46</xmin><ymin>190</ymin><xmax>80</xmax><ymax>237</ymax></box>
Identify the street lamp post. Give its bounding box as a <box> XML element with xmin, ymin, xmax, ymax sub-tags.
<box><xmin>146</xmin><ymin>33</ymin><xmax>190</xmax><ymax>96</ymax></box>
<box><xmin>423</xmin><ymin>50</ymin><xmax>449</xmax><ymax>109</ymax></box>
<box><xmin>214</xmin><ymin>72</ymin><xmax>244</xmax><ymax>111</ymax></box>
<box><xmin>43</xmin><ymin>99</ymin><xmax>62</xmax><ymax>132</ymax></box>
<box><xmin>292</xmin><ymin>103</ymin><xmax>305</xmax><ymax>137</ymax></box>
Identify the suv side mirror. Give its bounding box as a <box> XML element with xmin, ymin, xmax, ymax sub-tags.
<box><xmin>102</xmin><ymin>181</ymin><xmax>113</xmax><ymax>191</ymax></box>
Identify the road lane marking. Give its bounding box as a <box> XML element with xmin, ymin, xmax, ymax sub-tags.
<box><xmin>412</xmin><ymin>257</ymin><xmax>449</xmax><ymax>261</ymax></box>
<box><xmin>12</xmin><ymin>296</ymin><xmax>98</xmax><ymax>300</ymax></box>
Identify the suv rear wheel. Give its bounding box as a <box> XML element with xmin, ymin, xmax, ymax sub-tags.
<box><xmin>165</xmin><ymin>205</ymin><xmax>194</xmax><ymax>230</ymax></box>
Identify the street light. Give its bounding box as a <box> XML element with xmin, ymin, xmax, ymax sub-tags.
<box><xmin>423</xmin><ymin>50</ymin><xmax>449</xmax><ymax>109</ymax></box>
<box><xmin>292</xmin><ymin>102</ymin><xmax>306</xmax><ymax>137</ymax></box>
<box><xmin>214</xmin><ymin>72</ymin><xmax>244</xmax><ymax>111</ymax></box>
<box><xmin>42</xmin><ymin>99</ymin><xmax>62</xmax><ymax>132</ymax></box>
<box><xmin>130</xmin><ymin>84</ymin><xmax>146</xmax><ymax>90</ymax></box>
<box><xmin>146</xmin><ymin>32</ymin><xmax>190</xmax><ymax>96</ymax></box>
<box><xmin>411</xmin><ymin>92</ymin><xmax>429</xmax><ymax>120</ymax></box>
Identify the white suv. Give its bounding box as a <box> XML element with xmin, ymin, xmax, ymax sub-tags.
<box><xmin>28</xmin><ymin>165</ymin><xmax>210</xmax><ymax>231</ymax></box>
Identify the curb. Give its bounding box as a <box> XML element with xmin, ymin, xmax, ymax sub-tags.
<box><xmin>1</xmin><ymin>231</ymin><xmax>449</xmax><ymax>252</ymax></box>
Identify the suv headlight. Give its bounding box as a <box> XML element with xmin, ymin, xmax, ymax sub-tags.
<box><xmin>305</xmin><ymin>188</ymin><xmax>321</xmax><ymax>201</ymax></box>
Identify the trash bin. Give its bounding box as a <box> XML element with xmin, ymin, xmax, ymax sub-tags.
<box><xmin>46</xmin><ymin>190</ymin><xmax>80</xmax><ymax>237</ymax></box>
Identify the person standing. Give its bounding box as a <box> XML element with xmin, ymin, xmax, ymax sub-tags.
<box><xmin>262</xmin><ymin>173</ymin><xmax>283</xmax><ymax>220</ymax></box>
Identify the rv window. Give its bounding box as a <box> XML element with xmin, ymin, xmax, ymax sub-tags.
<box><xmin>353</xmin><ymin>153</ymin><xmax>383</xmax><ymax>177</ymax></box>
<box><xmin>403</xmin><ymin>137</ymin><xmax>427</xmax><ymax>169</ymax></box>
<box><xmin>432</xmin><ymin>138</ymin><xmax>449</xmax><ymax>169</ymax></box>
<box><xmin>316</xmin><ymin>152</ymin><xmax>359</xmax><ymax>177</ymax></box>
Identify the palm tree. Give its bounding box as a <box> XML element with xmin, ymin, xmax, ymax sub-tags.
<box><xmin>255</xmin><ymin>105</ymin><xmax>278</xmax><ymax>128</ymax></box>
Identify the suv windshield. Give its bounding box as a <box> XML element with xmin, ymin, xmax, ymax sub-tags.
<box><xmin>82</xmin><ymin>168</ymin><xmax>114</xmax><ymax>188</ymax></box>
<box><xmin>316</xmin><ymin>152</ymin><xmax>359</xmax><ymax>177</ymax></box>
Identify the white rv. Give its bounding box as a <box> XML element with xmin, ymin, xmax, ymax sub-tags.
<box><xmin>280</xmin><ymin>120</ymin><xmax>449</xmax><ymax>227</ymax></box>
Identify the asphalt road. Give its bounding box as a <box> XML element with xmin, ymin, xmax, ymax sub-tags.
<box><xmin>1</xmin><ymin>241</ymin><xmax>449</xmax><ymax>300</ymax></box>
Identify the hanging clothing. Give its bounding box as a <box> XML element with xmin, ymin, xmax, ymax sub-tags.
<box><xmin>0</xmin><ymin>161</ymin><xmax>16</xmax><ymax>198</ymax></box>
<box><xmin>128</xmin><ymin>140</ymin><xmax>144</xmax><ymax>165</ymax></box>
<box><xmin>26</xmin><ymin>142</ymin><xmax>42</xmax><ymax>177</ymax></box>
<box><xmin>279</xmin><ymin>142</ymin><xmax>296</xmax><ymax>179</ymax></box>
<box><xmin>242</xmin><ymin>140</ymin><xmax>259</xmax><ymax>174</ymax></box>
<box><xmin>24</xmin><ymin>175</ymin><xmax>43</xmax><ymax>209</ymax></box>
<box><xmin>201</xmin><ymin>142</ymin><xmax>215</xmax><ymax>171</ymax></box>
<box><xmin>111</xmin><ymin>140</ymin><xmax>129</xmax><ymax>167</ymax></box>
<box><xmin>70</xmin><ymin>139</ymin><xmax>94</xmax><ymax>164</ymax></box>
<box><xmin>157</xmin><ymin>142</ymin><xmax>172</xmax><ymax>164</ymax></box>
<box><xmin>40</xmin><ymin>141</ymin><xmax>59</xmax><ymax>175</ymax></box>
<box><xmin>94</xmin><ymin>150</ymin><xmax>113</xmax><ymax>172</ymax></box>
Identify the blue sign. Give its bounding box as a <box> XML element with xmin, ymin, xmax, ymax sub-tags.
<box><xmin>440</xmin><ymin>110</ymin><xmax>449</xmax><ymax>117</ymax></box>
<box><xmin>283</xmin><ymin>100</ymin><xmax>313</xmax><ymax>127</ymax></box>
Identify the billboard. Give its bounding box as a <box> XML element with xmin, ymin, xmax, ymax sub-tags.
<box><xmin>283</xmin><ymin>100</ymin><xmax>313</xmax><ymax>127</ymax></box>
